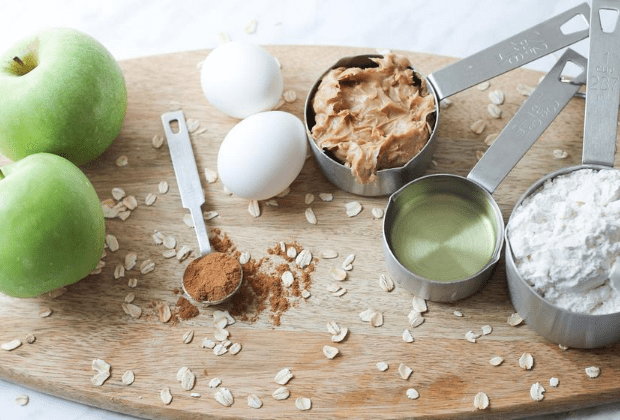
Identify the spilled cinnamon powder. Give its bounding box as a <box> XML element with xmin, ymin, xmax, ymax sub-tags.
<box><xmin>208</xmin><ymin>229</ymin><xmax>315</xmax><ymax>326</ymax></box>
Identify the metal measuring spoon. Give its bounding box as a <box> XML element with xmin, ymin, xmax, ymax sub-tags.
<box><xmin>161</xmin><ymin>111</ymin><xmax>243</xmax><ymax>305</ymax></box>
<box><xmin>382</xmin><ymin>48</ymin><xmax>587</xmax><ymax>302</ymax></box>
<box><xmin>305</xmin><ymin>3</ymin><xmax>591</xmax><ymax>196</ymax></box>
<box><xmin>505</xmin><ymin>0</ymin><xmax>620</xmax><ymax>349</ymax></box>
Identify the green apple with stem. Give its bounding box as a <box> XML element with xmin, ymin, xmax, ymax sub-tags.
<box><xmin>0</xmin><ymin>153</ymin><xmax>105</xmax><ymax>298</ymax></box>
<box><xmin>0</xmin><ymin>27</ymin><xmax>127</xmax><ymax>166</ymax></box>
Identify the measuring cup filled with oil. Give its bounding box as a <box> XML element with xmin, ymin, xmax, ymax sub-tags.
<box><xmin>382</xmin><ymin>48</ymin><xmax>587</xmax><ymax>302</ymax></box>
<box><xmin>304</xmin><ymin>3</ymin><xmax>590</xmax><ymax>196</ymax></box>
<box><xmin>505</xmin><ymin>0</ymin><xmax>620</xmax><ymax>349</ymax></box>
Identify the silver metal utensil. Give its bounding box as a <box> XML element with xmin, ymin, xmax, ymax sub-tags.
<box><xmin>161</xmin><ymin>110</ymin><xmax>242</xmax><ymax>305</ymax></box>
<box><xmin>505</xmin><ymin>0</ymin><xmax>620</xmax><ymax>348</ymax></box>
<box><xmin>382</xmin><ymin>48</ymin><xmax>586</xmax><ymax>302</ymax></box>
<box><xmin>305</xmin><ymin>2</ymin><xmax>591</xmax><ymax>196</ymax></box>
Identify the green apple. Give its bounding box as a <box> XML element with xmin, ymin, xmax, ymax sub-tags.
<box><xmin>0</xmin><ymin>28</ymin><xmax>127</xmax><ymax>166</ymax></box>
<box><xmin>0</xmin><ymin>153</ymin><xmax>105</xmax><ymax>297</ymax></box>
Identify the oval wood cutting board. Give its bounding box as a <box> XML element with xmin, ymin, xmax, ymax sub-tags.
<box><xmin>1</xmin><ymin>45</ymin><xmax>618</xmax><ymax>420</ymax></box>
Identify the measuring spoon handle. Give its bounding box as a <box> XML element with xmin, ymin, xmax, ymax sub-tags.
<box><xmin>427</xmin><ymin>3</ymin><xmax>590</xmax><ymax>100</ymax></box>
<box><xmin>467</xmin><ymin>48</ymin><xmax>587</xmax><ymax>194</ymax></box>
<box><xmin>583</xmin><ymin>0</ymin><xmax>620</xmax><ymax>167</ymax></box>
<box><xmin>162</xmin><ymin>110</ymin><xmax>212</xmax><ymax>256</ymax></box>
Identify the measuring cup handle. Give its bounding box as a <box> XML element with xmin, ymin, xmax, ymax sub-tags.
<box><xmin>426</xmin><ymin>3</ymin><xmax>590</xmax><ymax>100</ymax></box>
<box><xmin>467</xmin><ymin>48</ymin><xmax>587</xmax><ymax>194</ymax></box>
<box><xmin>583</xmin><ymin>0</ymin><xmax>620</xmax><ymax>167</ymax></box>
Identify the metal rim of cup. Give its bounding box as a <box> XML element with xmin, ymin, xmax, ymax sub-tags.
<box><xmin>382</xmin><ymin>173</ymin><xmax>505</xmax><ymax>302</ymax></box>
<box><xmin>505</xmin><ymin>164</ymin><xmax>620</xmax><ymax>348</ymax></box>
<box><xmin>303</xmin><ymin>54</ymin><xmax>440</xmax><ymax>197</ymax></box>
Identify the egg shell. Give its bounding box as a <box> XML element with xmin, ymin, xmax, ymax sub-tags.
<box><xmin>217</xmin><ymin>111</ymin><xmax>307</xmax><ymax>200</ymax></box>
<box><xmin>200</xmin><ymin>41</ymin><xmax>283</xmax><ymax>119</ymax></box>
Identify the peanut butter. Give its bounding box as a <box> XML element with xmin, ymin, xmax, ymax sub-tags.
<box><xmin>311</xmin><ymin>53</ymin><xmax>436</xmax><ymax>184</ymax></box>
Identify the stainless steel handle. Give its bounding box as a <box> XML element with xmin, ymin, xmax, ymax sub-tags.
<box><xmin>427</xmin><ymin>3</ymin><xmax>590</xmax><ymax>100</ymax></box>
<box><xmin>582</xmin><ymin>0</ymin><xmax>620</xmax><ymax>167</ymax></box>
<box><xmin>161</xmin><ymin>110</ymin><xmax>211</xmax><ymax>256</ymax></box>
<box><xmin>468</xmin><ymin>48</ymin><xmax>587</xmax><ymax>193</ymax></box>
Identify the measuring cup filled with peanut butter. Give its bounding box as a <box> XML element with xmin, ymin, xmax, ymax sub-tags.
<box><xmin>382</xmin><ymin>48</ymin><xmax>587</xmax><ymax>302</ymax></box>
<box><xmin>304</xmin><ymin>3</ymin><xmax>590</xmax><ymax>196</ymax></box>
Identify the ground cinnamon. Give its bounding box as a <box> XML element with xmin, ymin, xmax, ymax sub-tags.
<box><xmin>183</xmin><ymin>252</ymin><xmax>242</xmax><ymax>302</ymax></box>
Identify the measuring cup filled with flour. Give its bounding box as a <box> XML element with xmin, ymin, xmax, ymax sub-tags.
<box><xmin>382</xmin><ymin>48</ymin><xmax>587</xmax><ymax>302</ymax></box>
<box><xmin>506</xmin><ymin>0</ymin><xmax>620</xmax><ymax>348</ymax></box>
<box><xmin>304</xmin><ymin>3</ymin><xmax>590</xmax><ymax>196</ymax></box>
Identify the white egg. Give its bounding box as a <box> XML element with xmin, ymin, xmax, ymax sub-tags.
<box><xmin>200</xmin><ymin>41</ymin><xmax>283</xmax><ymax>119</ymax></box>
<box><xmin>217</xmin><ymin>111</ymin><xmax>307</xmax><ymax>200</ymax></box>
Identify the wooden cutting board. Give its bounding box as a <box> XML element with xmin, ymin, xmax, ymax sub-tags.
<box><xmin>1</xmin><ymin>45</ymin><xmax>619</xmax><ymax>420</ymax></box>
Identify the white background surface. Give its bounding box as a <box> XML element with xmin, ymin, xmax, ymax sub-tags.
<box><xmin>0</xmin><ymin>1</ymin><xmax>618</xmax><ymax>419</ymax></box>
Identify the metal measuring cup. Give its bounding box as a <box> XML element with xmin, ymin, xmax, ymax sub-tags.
<box><xmin>505</xmin><ymin>0</ymin><xmax>620</xmax><ymax>349</ymax></box>
<box><xmin>304</xmin><ymin>3</ymin><xmax>590</xmax><ymax>196</ymax></box>
<box><xmin>382</xmin><ymin>48</ymin><xmax>587</xmax><ymax>302</ymax></box>
<box><xmin>162</xmin><ymin>111</ymin><xmax>243</xmax><ymax>306</ymax></box>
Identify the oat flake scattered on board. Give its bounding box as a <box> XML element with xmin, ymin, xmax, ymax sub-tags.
<box><xmin>152</xmin><ymin>134</ymin><xmax>164</xmax><ymax>148</ymax></box>
<box><xmin>274</xmin><ymin>368</ymin><xmax>293</xmax><ymax>385</ymax></box>
<box><xmin>408</xmin><ymin>310</ymin><xmax>425</xmax><ymax>328</ymax></box>
<box><xmin>453</xmin><ymin>310</ymin><xmax>464</xmax><ymax>317</ymax></box>
<box><xmin>550</xmin><ymin>377</ymin><xmax>560</xmax><ymax>387</ymax></box>
<box><xmin>283</xmin><ymin>90</ymin><xmax>297</xmax><ymax>103</ymax></box>
<box><xmin>489</xmin><ymin>357</ymin><xmax>504</xmax><ymax>366</ymax></box>
<box><xmin>477</xmin><ymin>81</ymin><xmax>490</xmax><ymax>91</ymax></box>
<box><xmin>585</xmin><ymin>366</ymin><xmax>601</xmax><ymax>378</ymax></box>
<box><xmin>402</xmin><ymin>329</ymin><xmax>414</xmax><ymax>343</ymax></box>
<box><xmin>487</xmin><ymin>103</ymin><xmax>502</xmax><ymax>119</ymax></box>
<box><xmin>319</xmin><ymin>193</ymin><xmax>333</xmax><ymax>202</ymax></box>
<box><xmin>530</xmin><ymin>382</ymin><xmax>545</xmax><ymax>401</ymax></box>
<box><xmin>406</xmin><ymin>388</ymin><xmax>420</xmax><ymax>400</ymax></box>
<box><xmin>371</xmin><ymin>207</ymin><xmax>384</xmax><ymax>219</ymax></box>
<box><xmin>465</xmin><ymin>331</ymin><xmax>480</xmax><ymax>343</ymax></box>
<box><xmin>323</xmin><ymin>345</ymin><xmax>339</xmax><ymax>359</ymax></box>
<box><xmin>376</xmin><ymin>361</ymin><xmax>389</xmax><ymax>371</ymax></box>
<box><xmin>248</xmin><ymin>200</ymin><xmax>261</xmax><ymax>217</ymax></box>
<box><xmin>272</xmin><ymin>386</ymin><xmax>290</xmax><ymax>400</ymax></box>
<box><xmin>481</xmin><ymin>325</ymin><xmax>493</xmax><ymax>335</ymax></box>
<box><xmin>519</xmin><ymin>353</ymin><xmax>534</xmax><ymax>370</ymax></box>
<box><xmin>158</xmin><ymin>181</ymin><xmax>169</xmax><ymax>194</ymax></box>
<box><xmin>474</xmin><ymin>392</ymin><xmax>489</xmax><ymax>410</ymax></box>
<box><xmin>1</xmin><ymin>339</ymin><xmax>22</xmax><ymax>351</ymax></box>
<box><xmin>489</xmin><ymin>89</ymin><xmax>505</xmax><ymax>105</ymax></box>
<box><xmin>160</xmin><ymin>387</ymin><xmax>173</xmax><ymax>405</ymax></box>
<box><xmin>305</xmin><ymin>207</ymin><xmax>318</xmax><ymax>225</ymax></box>
<box><xmin>145</xmin><ymin>193</ymin><xmax>157</xmax><ymax>206</ymax></box>
<box><xmin>215</xmin><ymin>388</ymin><xmax>234</xmax><ymax>407</ymax></box>
<box><xmin>412</xmin><ymin>296</ymin><xmax>427</xmax><ymax>313</ymax></box>
<box><xmin>115</xmin><ymin>155</ymin><xmax>128</xmax><ymax>167</ymax></box>
<box><xmin>122</xmin><ymin>370</ymin><xmax>135</xmax><ymax>386</ymax></box>
<box><xmin>209</xmin><ymin>377</ymin><xmax>222</xmax><ymax>388</ymax></box>
<box><xmin>471</xmin><ymin>120</ymin><xmax>486</xmax><ymax>134</ymax></box>
<box><xmin>345</xmin><ymin>201</ymin><xmax>363</xmax><ymax>217</ymax></box>
<box><xmin>247</xmin><ymin>394</ymin><xmax>262</xmax><ymax>409</ymax></box>
<box><xmin>321</xmin><ymin>249</ymin><xmax>338</xmax><ymax>259</ymax></box>
<box><xmin>140</xmin><ymin>259</ymin><xmax>155</xmax><ymax>274</ymax></box>
<box><xmin>553</xmin><ymin>149</ymin><xmax>569</xmax><ymax>159</ymax></box>
<box><xmin>105</xmin><ymin>234</ymin><xmax>119</xmax><ymax>252</ymax></box>
<box><xmin>122</xmin><ymin>303</ymin><xmax>142</xmax><ymax>318</ymax></box>
<box><xmin>39</xmin><ymin>308</ymin><xmax>53</xmax><ymax>318</ymax></box>
<box><xmin>398</xmin><ymin>363</ymin><xmax>413</xmax><ymax>380</ymax></box>
<box><xmin>182</xmin><ymin>330</ymin><xmax>194</xmax><ymax>344</ymax></box>
<box><xmin>508</xmin><ymin>313</ymin><xmax>524</xmax><ymax>326</ymax></box>
<box><xmin>379</xmin><ymin>274</ymin><xmax>395</xmax><ymax>292</ymax></box>
<box><xmin>295</xmin><ymin>397</ymin><xmax>312</xmax><ymax>411</ymax></box>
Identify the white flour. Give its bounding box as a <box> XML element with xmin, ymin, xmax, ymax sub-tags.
<box><xmin>507</xmin><ymin>168</ymin><xmax>620</xmax><ymax>315</ymax></box>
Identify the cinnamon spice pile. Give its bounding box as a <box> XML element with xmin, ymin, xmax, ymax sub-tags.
<box><xmin>183</xmin><ymin>252</ymin><xmax>242</xmax><ymax>302</ymax></box>
<box><xmin>209</xmin><ymin>229</ymin><xmax>315</xmax><ymax>326</ymax></box>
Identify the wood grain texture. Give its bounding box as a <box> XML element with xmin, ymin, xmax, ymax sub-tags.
<box><xmin>1</xmin><ymin>45</ymin><xmax>619</xmax><ymax>419</ymax></box>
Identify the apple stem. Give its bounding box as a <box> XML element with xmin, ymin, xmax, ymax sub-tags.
<box><xmin>13</xmin><ymin>56</ymin><xmax>24</xmax><ymax>66</ymax></box>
